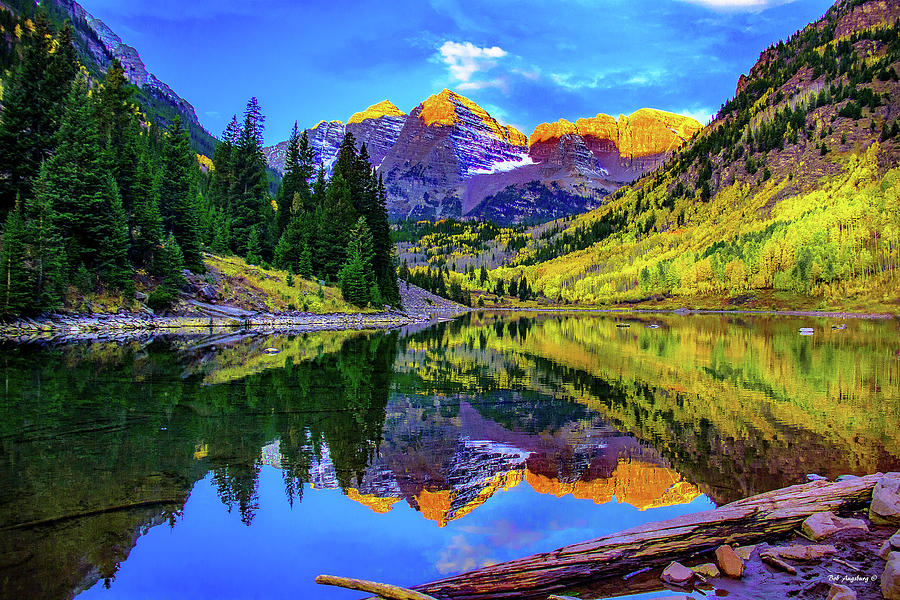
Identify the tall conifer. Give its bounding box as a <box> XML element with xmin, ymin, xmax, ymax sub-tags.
<box><xmin>159</xmin><ymin>118</ymin><xmax>204</xmax><ymax>272</ymax></box>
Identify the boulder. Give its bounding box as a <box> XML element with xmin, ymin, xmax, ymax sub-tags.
<box><xmin>198</xmin><ymin>285</ymin><xmax>218</xmax><ymax>301</ymax></box>
<box><xmin>884</xmin><ymin>552</ymin><xmax>900</xmax><ymax>600</ymax></box>
<box><xmin>715</xmin><ymin>544</ymin><xmax>744</xmax><ymax>578</ymax></box>
<box><xmin>801</xmin><ymin>511</ymin><xmax>868</xmax><ymax>540</ymax></box>
<box><xmin>761</xmin><ymin>544</ymin><xmax>837</xmax><ymax>561</ymax></box>
<box><xmin>734</xmin><ymin>544</ymin><xmax>757</xmax><ymax>560</ymax></box>
<box><xmin>691</xmin><ymin>563</ymin><xmax>720</xmax><ymax>578</ymax></box>
<box><xmin>880</xmin><ymin>530</ymin><xmax>900</xmax><ymax>560</ymax></box>
<box><xmin>660</xmin><ymin>561</ymin><xmax>694</xmax><ymax>587</ymax></box>
<box><xmin>871</xmin><ymin>473</ymin><xmax>900</xmax><ymax>526</ymax></box>
<box><xmin>826</xmin><ymin>583</ymin><xmax>856</xmax><ymax>600</ymax></box>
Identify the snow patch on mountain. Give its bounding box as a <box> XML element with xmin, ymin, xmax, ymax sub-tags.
<box><xmin>468</xmin><ymin>154</ymin><xmax>535</xmax><ymax>176</ymax></box>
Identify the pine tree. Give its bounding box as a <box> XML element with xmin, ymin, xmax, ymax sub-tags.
<box><xmin>229</xmin><ymin>98</ymin><xmax>271</xmax><ymax>258</ymax></box>
<box><xmin>367</xmin><ymin>173</ymin><xmax>400</xmax><ymax>306</ymax></box>
<box><xmin>159</xmin><ymin>118</ymin><xmax>204</xmax><ymax>272</ymax></box>
<box><xmin>95</xmin><ymin>59</ymin><xmax>142</xmax><ymax>222</ymax></box>
<box><xmin>131</xmin><ymin>153</ymin><xmax>163</xmax><ymax>268</ymax></box>
<box><xmin>209</xmin><ymin>115</ymin><xmax>239</xmax><ymax>214</ymax></box>
<box><xmin>274</xmin><ymin>215</ymin><xmax>307</xmax><ymax>272</ymax></box>
<box><xmin>100</xmin><ymin>176</ymin><xmax>134</xmax><ymax>294</ymax></box>
<box><xmin>246</xmin><ymin>226</ymin><xmax>262</xmax><ymax>265</ymax></box>
<box><xmin>339</xmin><ymin>217</ymin><xmax>375</xmax><ymax>306</ymax></box>
<box><xmin>25</xmin><ymin>163</ymin><xmax>67</xmax><ymax>310</ymax></box>
<box><xmin>0</xmin><ymin>15</ymin><xmax>77</xmax><ymax>218</ymax></box>
<box><xmin>148</xmin><ymin>232</ymin><xmax>185</xmax><ymax>309</ymax></box>
<box><xmin>320</xmin><ymin>171</ymin><xmax>354</xmax><ymax>279</ymax></box>
<box><xmin>0</xmin><ymin>208</ymin><xmax>31</xmax><ymax>315</ymax></box>
<box><xmin>275</xmin><ymin>123</ymin><xmax>313</xmax><ymax>239</ymax></box>
<box><xmin>48</xmin><ymin>78</ymin><xmax>116</xmax><ymax>275</ymax></box>
<box><xmin>518</xmin><ymin>275</ymin><xmax>530</xmax><ymax>302</ymax></box>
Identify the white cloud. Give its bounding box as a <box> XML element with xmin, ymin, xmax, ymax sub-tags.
<box><xmin>677</xmin><ymin>106</ymin><xmax>717</xmax><ymax>125</ymax></box>
<box><xmin>438</xmin><ymin>41</ymin><xmax>507</xmax><ymax>83</ymax></box>
<box><xmin>678</xmin><ymin>0</ymin><xmax>797</xmax><ymax>12</ymax></box>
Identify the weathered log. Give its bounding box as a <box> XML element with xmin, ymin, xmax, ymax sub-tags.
<box><xmin>414</xmin><ymin>474</ymin><xmax>882</xmax><ymax>600</ymax></box>
<box><xmin>315</xmin><ymin>574</ymin><xmax>438</xmax><ymax>600</ymax></box>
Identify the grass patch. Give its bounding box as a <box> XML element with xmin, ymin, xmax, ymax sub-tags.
<box><xmin>205</xmin><ymin>254</ymin><xmax>374</xmax><ymax>315</ymax></box>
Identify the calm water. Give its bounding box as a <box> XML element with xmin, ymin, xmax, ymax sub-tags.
<box><xmin>0</xmin><ymin>312</ymin><xmax>898</xmax><ymax>600</ymax></box>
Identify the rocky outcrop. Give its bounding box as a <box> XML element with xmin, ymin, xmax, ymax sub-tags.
<box><xmin>528</xmin><ymin>108</ymin><xmax>702</xmax><ymax>182</ymax></box>
<box><xmin>50</xmin><ymin>0</ymin><xmax>206</xmax><ymax>132</ymax></box>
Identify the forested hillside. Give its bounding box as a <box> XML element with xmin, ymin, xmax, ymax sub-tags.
<box><xmin>402</xmin><ymin>0</ymin><xmax>900</xmax><ymax>311</ymax></box>
<box><xmin>0</xmin><ymin>0</ymin><xmax>218</xmax><ymax>156</ymax></box>
<box><xmin>0</xmin><ymin>13</ymin><xmax>398</xmax><ymax>317</ymax></box>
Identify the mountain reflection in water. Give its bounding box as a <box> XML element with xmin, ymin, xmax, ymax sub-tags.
<box><xmin>0</xmin><ymin>311</ymin><xmax>896</xmax><ymax>600</ymax></box>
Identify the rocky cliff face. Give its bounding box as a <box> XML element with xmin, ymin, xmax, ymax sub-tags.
<box><xmin>528</xmin><ymin>108</ymin><xmax>703</xmax><ymax>182</ymax></box>
<box><xmin>263</xmin><ymin>92</ymin><xmax>702</xmax><ymax>223</ymax></box>
<box><xmin>43</xmin><ymin>0</ymin><xmax>217</xmax><ymax>153</ymax></box>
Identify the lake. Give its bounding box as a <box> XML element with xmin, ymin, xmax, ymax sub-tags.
<box><xmin>1</xmin><ymin>312</ymin><xmax>898</xmax><ymax>600</ymax></box>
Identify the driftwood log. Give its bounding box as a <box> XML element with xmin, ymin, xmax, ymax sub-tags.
<box><xmin>315</xmin><ymin>574</ymin><xmax>438</xmax><ymax>600</ymax></box>
<box><xmin>414</xmin><ymin>474</ymin><xmax>882</xmax><ymax>600</ymax></box>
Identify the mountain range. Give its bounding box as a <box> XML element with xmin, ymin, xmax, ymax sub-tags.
<box><xmin>263</xmin><ymin>91</ymin><xmax>702</xmax><ymax>224</ymax></box>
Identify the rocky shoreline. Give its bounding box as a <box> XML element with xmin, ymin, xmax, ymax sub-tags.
<box><xmin>0</xmin><ymin>308</ymin><xmax>467</xmax><ymax>344</ymax></box>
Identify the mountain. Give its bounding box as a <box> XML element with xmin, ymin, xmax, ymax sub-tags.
<box><xmin>0</xmin><ymin>0</ymin><xmax>218</xmax><ymax>156</ymax></box>
<box><xmin>263</xmin><ymin>90</ymin><xmax>701</xmax><ymax>224</ymax></box>
<box><xmin>464</xmin><ymin>0</ymin><xmax>900</xmax><ymax>309</ymax></box>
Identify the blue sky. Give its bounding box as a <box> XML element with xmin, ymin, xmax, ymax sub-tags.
<box><xmin>78</xmin><ymin>0</ymin><xmax>835</xmax><ymax>145</ymax></box>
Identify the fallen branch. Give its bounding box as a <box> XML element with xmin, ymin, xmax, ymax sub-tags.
<box><xmin>414</xmin><ymin>474</ymin><xmax>881</xmax><ymax>600</ymax></box>
<box><xmin>315</xmin><ymin>574</ymin><xmax>438</xmax><ymax>600</ymax></box>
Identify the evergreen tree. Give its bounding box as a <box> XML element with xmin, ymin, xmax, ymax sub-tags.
<box><xmin>275</xmin><ymin>123</ymin><xmax>313</xmax><ymax>239</ymax></box>
<box><xmin>25</xmin><ymin>163</ymin><xmax>67</xmax><ymax>310</ymax></box>
<box><xmin>0</xmin><ymin>15</ymin><xmax>77</xmax><ymax>218</ymax></box>
<box><xmin>209</xmin><ymin>115</ymin><xmax>240</xmax><ymax>213</ymax></box>
<box><xmin>479</xmin><ymin>265</ymin><xmax>488</xmax><ymax>286</ymax></box>
<box><xmin>229</xmin><ymin>98</ymin><xmax>271</xmax><ymax>258</ymax></box>
<box><xmin>159</xmin><ymin>118</ymin><xmax>204</xmax><ymax>271</ymax></box>
<box><xmin>274</xmin><ymin>215</ymin><xmax>307</xmax><ymax>272</ymax></box>
<box><xmin>367</xmin><ymin>173</ymin><xmax>400</xmax><ymax>306</ymax></box>
<box><xmin>131</xmin><ymin>153</ymin><xmax>163</xmax><ymax>268</ymax></box>
<box><xmin>148</xmin><ymin>232</ymin><xmax>185</xmax><ymax>309</ymax></box>
<box><xmin>48</xmin><ymin>78</ymin><xmax>117</xmax><ymax>277</ymax></box>
<box><xmin>339</xmin><ymin>217</ymin><xmax>375</xmax><ymax>306</ymax></box>
<box><xmin>95</xmin><ymin>59</ymin><xmax>142</xmax><ymax>222</ymax></box>
<box><xmin>0</xmin><ymin>208</ymin><xmax>30</xmax><ymax>315</ymax></box>
<box><xmin>99</xmin><ymin>176</ymin><xmax>134</xmax><ymax>294</ymax></box>
<box><xmin>320</xmin><ymin>171</ymin><xmax>354</xmax><ymax>279</ymax></box>
<box><xmin>246</xmin><ymin>226</ymin><xmax>262</xmax><ymax>266</ymax></box>
<box><xmin>518</xmin><ymin>275</ymin><xmax>530</xmax><ymax>302</ymax></box>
